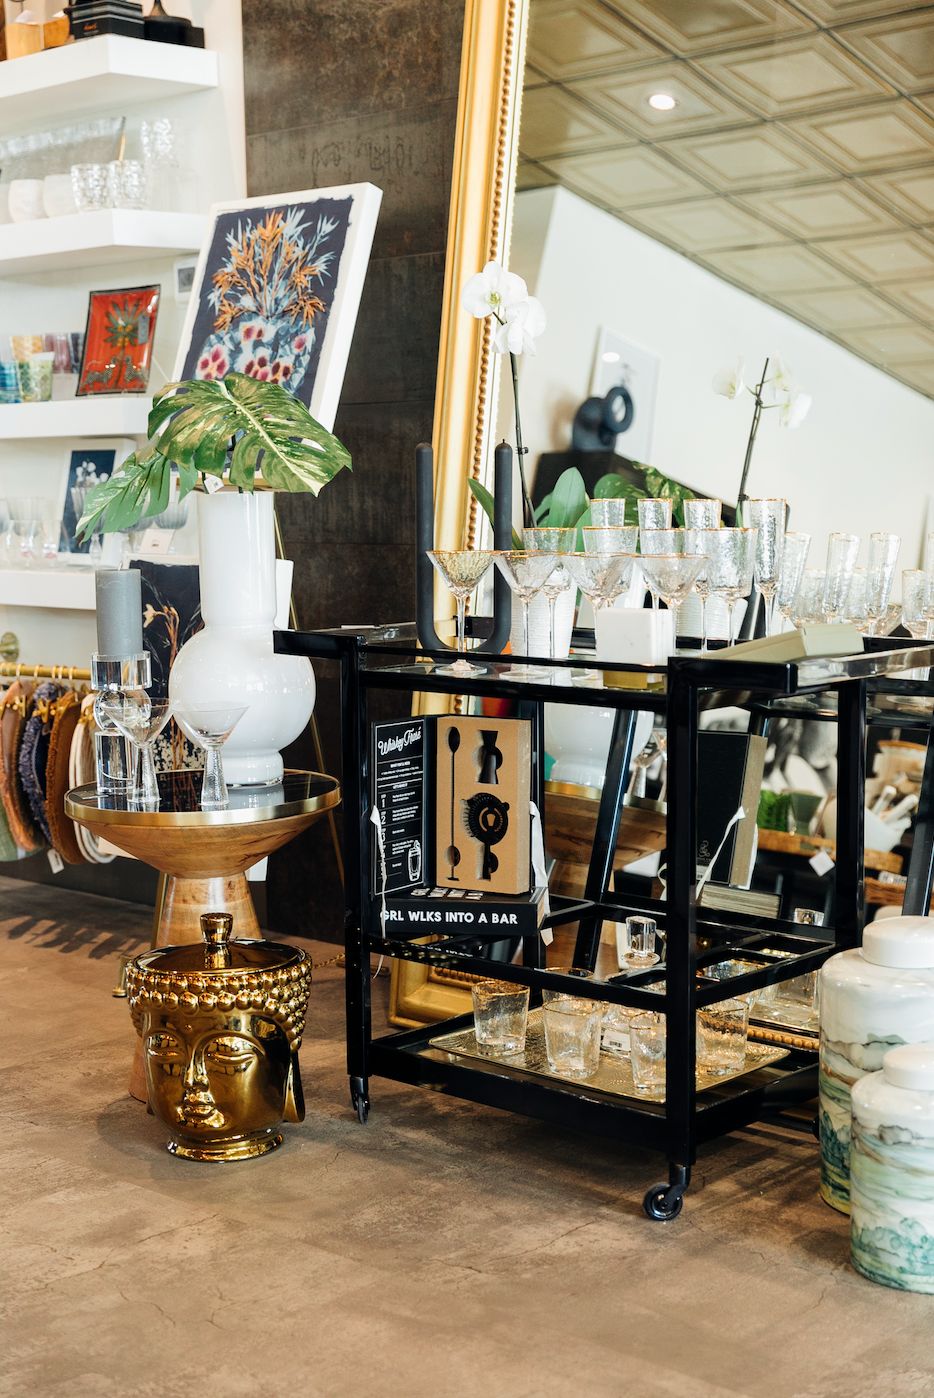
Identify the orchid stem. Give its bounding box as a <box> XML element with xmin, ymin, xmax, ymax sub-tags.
<box><xmin>735</xmin><ymin>357</ymin><xmax>768</xmax><ymax>524</ymax></box>
<box><xmin>510</xmin><ymin>350</ymin><xmax>535</xmax><ymax>531</ymax></box>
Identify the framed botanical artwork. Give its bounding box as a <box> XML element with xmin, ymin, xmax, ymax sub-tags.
<box><xmin>61</xmin><ymin>438</ymin><xmax>135</xmax><ymax>552</ymax></box>
<box><xmin>173</xmin><ymin>183</ymin><xmax>382</xmax><ymax>431</ymax></box>
<box><xmin>76</xmin><ymin>285</ymin><xmax>160</xmax><ymax>396</ymax></box>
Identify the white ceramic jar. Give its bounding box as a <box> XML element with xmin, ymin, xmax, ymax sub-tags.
<box><xmin>819</xmin><ymin>917</ymin><xmax>934</xmax><ymax>1214</ymax></box>
<box><xmin>850</xmin><ymin>1044</ymin><xmax>934</xmax><ymax>1292</ymax></box>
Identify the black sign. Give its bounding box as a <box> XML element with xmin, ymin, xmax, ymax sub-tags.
<box><xmin>371</xmin><ymin>719</ymin><xmax>427</xmax><ymax>893</ymax></box>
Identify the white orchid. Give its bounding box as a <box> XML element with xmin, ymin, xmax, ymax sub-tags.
<box><xmin>712</xmin><ymin>355</ymin><xmax>745</xmax><ymax>399</ymax></box>
<box><xmin>779</xmin><ymin>384</ymin><xmax>812</xmax><ymax>429</ymax></box>
<box><xmin>461</xmin><ymin>260</ymin><xmax>546</xmax><ymax>357</ymax></box>
<box><xmin>772</xmin><ymin>354</ymin><xmax>796</xmax><ymax>395</ymax></box>
<box><xmin>492</xmin><ymin>297</ymin><xmax>547</xmax><ymax>357</ymax></box>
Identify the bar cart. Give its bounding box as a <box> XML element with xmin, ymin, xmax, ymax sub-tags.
<box><xmin>276</xmin><ymin>624</ymin><xmax>934</xmax><ymax>1219</ymax></box>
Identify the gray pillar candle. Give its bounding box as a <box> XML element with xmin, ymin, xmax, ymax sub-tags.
<box><xmin>95</xmin><ymin>568</ymin><xmax>143</xmax><ymax>657</ymax></box>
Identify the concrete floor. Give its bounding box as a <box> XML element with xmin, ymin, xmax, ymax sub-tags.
<box><xmin>2</xmin><ymin>875</ymin><xmax>933</xmax><ymax>1398</ymax></box>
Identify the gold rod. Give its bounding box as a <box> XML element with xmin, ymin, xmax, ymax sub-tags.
<box><xmin>0</xmin><ymin>663</ymin><xmax>91</xmax><ymax>680</ymax></box>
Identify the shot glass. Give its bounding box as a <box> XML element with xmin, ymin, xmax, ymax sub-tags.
<box><xmin>471</xmin><ymin>978</ymin><xmax>530</xmax><ymax>1056</ymax></box>
<box><xmin>696</xmin><ymin>998</ymin><xmax>749</xmax><ymax>1076</ymax></box>
<box><xmin>542</xmin><ymin>994</ymin><xmax>603</xmax><ymax>1080</ymax></box>
<box><xmin>624</xmin><ymin>916</ymin><xmax>659</xmax><ymax>968</ymax></box>
<box><xmin>630</xmin><ymin>1012</ymin><xmax>666</xmax><ymax>1095</ymax></box>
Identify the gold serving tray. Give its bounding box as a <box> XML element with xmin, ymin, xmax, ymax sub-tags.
<box><xmin>429</xmin><ymin>1009</ymin><xmax>788</xmax><ymax>1103</ymax></box>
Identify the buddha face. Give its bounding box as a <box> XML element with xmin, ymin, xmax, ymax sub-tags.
<box><xmin>143</xmin><ymin>1007</ymin><xmax>304</xmax><ymax>1160</ymax></box>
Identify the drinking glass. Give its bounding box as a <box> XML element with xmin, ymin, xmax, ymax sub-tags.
<box><xmin>683</xmin><ymin>528</ymin><xmax>711</xmax><ymax>650</ymax></box>
<box><xmin>541</xmin><ymin>966</ymin><xmax>594</xmax><ymax>1003</ymax></box>
<box><xmin>108</xmin><ymin>699</ymin><xmax>174</xmax><ymax>806</ymax></box>
<box><xmin>624</xmin><ymin>915</ymin><xmax>659</xmax><ymax>968</ymax></box>
<box><xmin>174</xmin><ymin>704</ymin><xmax>249</xmax><ymax>811</ymax></box>
<box><xmin>822</xmin><ymin>533</ymin><xmax>860</xmax><ymax>624</ymax></box>
<box><xmin>591</xmin><ymin>498</ymin><xmax>628</xmax><ymax>527</ymax></box>
<box><xmin>922</xmin><ymin>534</ymin><xmax>934</xmax><ymax>618</ymax></box>
<box><xmin>7</xmin><ymin>498</ymin><xmax>43</xmax><ymax>567</ymax></box>
<box><xmin>902</xmin><ymin>570</ymin><xmax>934</xmax><ymax>640</ymax></box>
<box><xmin>865</xmin><ymin>533</ymin><xmax>900</xmax><ymax>635</ymax></box>
<box><xmin>775</xmin><ymin>532</ymin><xmax>810</xmax><ymax>625</ymax></box>
<box><xmin>542</xmin><ymin>995</ymin><xmax>603</xmax><ymax>1080</ymax></box>
<box><xmin>582</xmin><ymin>526</ymin><xmax>639</xmax><ymax>555</ymax></box>
<box><xmin>640</xmin><ymin>528</ymin><xmax>683</xmax><ymax>609</ymax></box>
<box><xmin>0</xmin><ymin>361</ymin><xmax>19</xmax><ymax>404</ymax></box>
<box><xmin>638</xmin><ymin>555</ymin><xmax>707</xmax><ymax>642</ymax></box>
<box><xmin>638</xmin><ymin>499</ymin><xmax>672</xmax><ymax>533</ymax></box>
<box><xmin>107</xmin><ymin>159</ymin><xmax>147</xmax><ymax>209</ymax></box>
<box><xmin>696</xmin><ymin>998</ymin><xmax>749</xmax><ymax>1076</ymax></box>
<box><xmin>745</xmin><ymin>498</ymin><xmax>785</xmax><ymax>635</ymax></box>
<box><xmin>494</xmin><ymin>550</ymin><xmax>559</xmax><ymax>677</ymax></box>
<box><xmin>843</xmin><ymin>569</ymin><xmax>869</xmax><ymax>630</ymax></box>
<box><xmin>523</xmin><ymin>527</ymin><xmax>575</xmax><ymax>660</ymax></box>
<box><xmin>698</xmin><ymin>528</ymin><xmax>757</xmax><ymax>643</ymax></box>
<box><xmin>472</xmin><ymin>979</ymin><xmax>529</xmax><ymax>1056</ymax></box>
<box><xmin>563</xmin><ymin>552</ymin><xmax>635</xmax><ymax>614</ymax></box>
<box><xmin>683</xmin><ymin>499</ymin><xmax>721</xmax><ymax>531</ymax></box>
<box><xmin>71</xmin><ymin>162</ymin><xmax>109</xmax><ymax>213</ymax></box>
<box><xmin>792</xmin><ymin>569</ymin><xmax>826</xmax><ymax>627</ymax></box>
<box><xmin>630</xmin><ymin>1013</ymin><xmax>666</xmax><ymax>1095</ymax></box>
<box><xmin>427</xmin><ymin>549</ymin><xmax>494</xmax><ymax>677</ymax></box>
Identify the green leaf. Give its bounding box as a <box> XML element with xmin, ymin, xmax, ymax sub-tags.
<box><xmin>546</xmin><ymin>467</ymin><xmax>588</xmax><ymax>529</ymax></box>
<box><xmin>468</xmin><ymin>478</ymin><xmax>523</xmax><ymax>550</ymax></box>
<box><xmin>534</xmin><ymin>491</ymin><xmax>553</xmax><ymax>523</ymax></box>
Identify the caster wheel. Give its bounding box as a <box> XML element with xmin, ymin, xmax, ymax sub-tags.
<box><xmin>643</xmin><ymin>1182</ymin><xmax>684</xmax><ymax>1220</ymax></box>
<box><xmin>811</xmin><ymin>1115</ymin><xmax>820</xmax><ymax>1141</ymax></box>
<box><xmin>356</xmin><ymin>1094</ymin><xmax>370</xmax><ymax>1125</ymax></box>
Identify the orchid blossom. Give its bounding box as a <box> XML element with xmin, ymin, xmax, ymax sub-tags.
<box><xmin>713</xmin><ymin>352</ymin><xmax>813</xmax><ymax>511</ymax></box>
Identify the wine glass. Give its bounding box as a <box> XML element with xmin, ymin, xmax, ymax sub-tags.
<box><xmin>698</xmin><ymin>527</ymin><xmax>757</xmax><ymax>644</ymax></box>
<box><xmin>640</xmin><ymin>528</ymin><xmax>684</xmax><ymax>610</ymax></box>
<box><xmin>683</xmin><ymin>528</ymin><xmax>711</xmax><ymax>650</ymax></box>
<box><xmin>638</xmin><ymin>555</ymin><xmax>708</xmax><ymax>651</ymax></box>
<box><xmin>822</xmin><ymin>533</ymin><xmax>860</xmax><ymax>624</ymax></box>
<box><xmin>683</xmin><ymin>499</ymin><xmax>721</xmax><ymax>531</ymax></box>
<box><xmin>792</xmin><ymin>569</ymin><xmax>826</xmax><ymax>627</ymax></box>
<box><xmin>174</xmin><ymin>704</ymin><xmax>249</xmax><ymax>811</ymax></box>
<box><xmin>582</xmin><ymin>525</ymin><xmax>639</xmax><ymax>554</ymax></box>
<box><xmin>493</xmin><ymin>550</ymin><xmax>559</xmax><ymax>678</ymax></box>
<box><xmin>745</xmin><ymin>498</ymin><xmax>785</xmax><ymax>636</ymax></box>
<box><xmin>563</xmin><ymin>551</ymin><xmax>635</xmax><ymax>613</ymax></box>
<box><xmin>775</xmin><ymin>532</ymin><xmax>811</xmax><ymax>628</ymax></box>
<box><xmin>523</xmin><ymin>527</ymin><xmax>575</xmax><ymax>660</ymax></box>
<box><xmin>865</xmin><ymin>533</ymin><xmax>900</xmax><ymax>635</ymax></box>
<box><xmin>427</xmin><ymin>549</ymin><xmax>494</xmax><ymax>676</ymax></box>
<box><xmin>108</xmin><ymin>699</ymin><xmax>174</xmax><ymax>806</ymax></box>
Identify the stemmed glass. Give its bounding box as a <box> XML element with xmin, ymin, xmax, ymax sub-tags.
<box><xmin>866</xmin><ymin>533</ymin><xmax>900</xmax><ymax>635</ymax></box>
<box><xmin>427</xmin><ymin>549</ymin><xmax>494</xmax><ymax>676</ymax></box>
<box><xmin>174</xmin><ymin>704</ymin><xmax>249</xmax><ymax>811</ymax></box>
<box><xmin>745</xmin><ymin>499</ymin><xmax>785</xmax><ymax>636</ymax></box>
<box><xmin>494</xmin><ymin>550</ymin><xmax>559</xmax><ymax>678</ymax></box>
<box><xmin>698</xmin><ymin>528</ymin><xmax>757</xmax><ymax>644</ymax></box>
<box><xmin>107</xmin><ymin>698</ymin><xmax>174</xmax><ymax>807</ymax></box>
<box><xmin>775</xmin><ymin>532</ymin><xmax>810</xmax><ymax>628</ymax></box>
<box><xmin>683</xmin><ymin>528</ymin><xmax>711</xmax><ymax>650</ymax></box>
<box><xmin>638</xmin><ymin>499</ymin><xmax>672</xmax><ymax>533</ymax></box>
<box><xmin>523</xmin><ymin>527</ymin><xmax>575</xmax><ymax>661</ymax></box>
<box><xmin>7</xmin><ymin>497</ymin><xmax>43</xmax><ymax>568</ymax></box>
<box><xmin>583</xmin><ymin>526</ymin><xmax>639</xmax><ymax>554</ymax></box>
<box><xmin>591</xmin><ymin>499</ymin><xmax>629</xmax><ymax>527</ymax></box>
<box><xmin>640</xmin><ymin>528</ymin><xmax>684</xmax><ymax>609</ymax></box>
<box><xmin>822</xmin><ymin>533</ymin><xmax>860</xmax><ymax>624</ymax></box>
<box><xmin>563</xmin><ymin>552</ymin><xmax>636</xmax><ymax>616</ymax></box>
<box><xmin>638</xmin><ymin>555</ymin><xmax>708</xmax><ymax>652</ymax></box>
<box><xmin>843</xmin><ymin>569</ymin><xmax>869</xmax><ymax>630</ymax></box>
<box><xmin>683</xmin><ymin>500</ymin><xmax>721</xmax><ymax>532</ymax></box>
<box><xmin>903</xmin><ymin>571</ymin><xmax>934</xmax><ymax>640</ymax></box>
<box><xmin>792</xmin><ymin>569</ymin><xmax>825</xmax><ymax>627</ymax></box>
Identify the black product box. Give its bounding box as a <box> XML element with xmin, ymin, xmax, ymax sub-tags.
<box><xmin>66</xmin><ymin>1</ymin><xmax>145</xmax><ymax>39</ymax></box>
<box><xmin>379</xmin><ymin>885</ymin><xmax>549</xmax><ymax>936</ymax></box>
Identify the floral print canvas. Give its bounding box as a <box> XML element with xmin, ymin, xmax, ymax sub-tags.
<box><xmin>76</xmin><ymin>286</ymin><xmax>160</xmax><ymax>396</ymax></box>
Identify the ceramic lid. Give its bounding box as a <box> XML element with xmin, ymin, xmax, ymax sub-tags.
<box><xmin>862</xmin><ymin>916</ymin><xmax>934</xmax><ymax>968</ymax></box>
<box><xmin>134</xmin><ymin>913</ymin><xmax>304</xmax><ymax>977</ymax></box>
<box><xmin>882</xmin><ymin>1043</ymin><xmax>934</xmax><ymax>1091</ymax></box>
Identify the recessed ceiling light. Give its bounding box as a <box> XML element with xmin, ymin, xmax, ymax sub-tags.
<box><xmin>602</xmin><ymin>351</ymin><xmax>620</xmax><ymax>363</ymax></box>
<box><xmin>648</xmin><ymin>93</ymin><xmax>677</xmax><ymax>111</ymax></box>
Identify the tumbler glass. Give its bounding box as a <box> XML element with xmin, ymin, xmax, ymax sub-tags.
<box><xmin>630</xmin><ymin>1013</ymin><xmax>666</xmax><ymax>1095</ymax></box>
<box><xmin>71</xmin><ymin>163</ymin><xmax>109</xmax><ymax>213</ymax></box>
<box><xmin>471</xmin><ymin>979</ymin><xmax>530</xmax><ymax>1056</ymax></box>
<box><xmin>107</xmin><ymin>159</ymin><xmax>148</xmax><ymax>210</ymax></box>
<box><xmin>696</xmin><ymin>998</ymin><xmax>749</xmax><ymax>1075</ymax></box>
<box><xmin>542</xmin><ymin>995</ymin><xmax>603</xmax><ymax>1080</ymax></box>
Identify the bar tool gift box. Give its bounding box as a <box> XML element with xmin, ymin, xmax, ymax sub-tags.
<box><xmin>435</xmin><ymin>716</ymin><xmax>531</xmax><ymax>895</ymax></box>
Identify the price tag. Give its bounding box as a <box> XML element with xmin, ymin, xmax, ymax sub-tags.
<box><xmin>203</xmin><ymin>474</ymin><xmax>225</xmax><ymax>494</ymax></box>
<box><xmin>809</xmin><ymin>849</ymin><xmax>835</xmax><ymax>877</ymax></box>
<box><xmin>602</xmin><ymin>1027</ymin><xmax>630</xmax><ymax>1054</ymax></box>
<box><xmin>47</xmin><ymin>848</ymin><xmax>64</xmax><ymax>874</ymax></box>
<box><xmin>136</xmin><ymin>528</ymin><xmax>172</xmax><ymax>554</ymax></box>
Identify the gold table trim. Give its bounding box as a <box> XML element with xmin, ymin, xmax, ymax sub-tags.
<box><xmin>65</xmin><ymin>769</ymin><xmax>340</xmax><ymax>829</ymax></box>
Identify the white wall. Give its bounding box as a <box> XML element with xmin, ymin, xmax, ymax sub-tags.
<box><xmin>504</xmin><ymin>186</ymin><xmax>934</xmax><ymax>590</ymax></box>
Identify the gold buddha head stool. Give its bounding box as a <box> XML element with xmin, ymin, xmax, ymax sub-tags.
<box><xmin>126</xmin><ymin>912</ymin><xmax>312</xmax><ymax>1161</ymax></box>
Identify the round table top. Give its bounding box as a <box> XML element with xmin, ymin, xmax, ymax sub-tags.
<box><xmin>65</xmin><ymin>769</ymin><xmax>340</xmax><ymax>829</ymax></box>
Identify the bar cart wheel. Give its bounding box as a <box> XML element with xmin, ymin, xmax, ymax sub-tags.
<box><xmin>350</xmin><ymin>1077</ymin><xmax>370</xmax><ymax>1125</ymax></box>
<box><xmin>643</xmin><ymin>1165</ymin><xmax>690</xmax><ymax>1221</ymax></box>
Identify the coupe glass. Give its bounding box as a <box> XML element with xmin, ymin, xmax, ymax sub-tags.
<box><xmin>745</xmin><ymin>498</ymin><xmax>785</xmax><ymax>635</ymax></box>
<box><xmin>174</xmin><ymin>704</ymin><xmax>249</xmax><ymax>811</ymax></box>
<box><xmin>590</xmin><ymin>499</ymin><xmax>628</xmax><ymax>527</ymax></box>
<box><xmin>638</xmin><ymin>555</ymin><xmax>707</xmax><ymax>645</ymax></box>
<box><xmin>523</xmin><ymin>527</ymin><xmax>575</xmax><ymax>661</ymax></box>
<box><xmin>775</xmin><ymin>532</ymin><xmax>811</xmax><ymax>625</ymax></box>
<box><xmin>792</xmin><ymin>569</ymin><xmax>826</xmax><ymax>627</ymax></box>
<box><xmin>683</xmin><ymin>499</ymin><xmax>721</xmax><ymax>531</ymax></box>
<box><xmin>683</xmin><ymin>528</ymin><xmax>711</xmax><ymax>650</ymax></box>
<box><xmin>638</xmin><ymin>499</ymin><xmax>672</xmax><ymax>533</ymax></box>
<box><xmin>902</xmin><ymin>570</ymin><xmax>934</xmax><ymax>640</ymax></box>
<box><xmin>698</xmin><ymin>527</ymin><xmax>757</xmax><ymax>644</ymax></box>
<box><xmin>865</xmin><ymin>533</ymin><xmax>900</xmax><ymax>635</ymax></box>
<box><xmin>563</xmin><ymin>551</ymin><xmax>635</xmax><ymax>614</ymax></box>
<box><xmin>822</xmin><ymin>533</ymin><xmax>860</xmax><ymax>624</ymax></box>
<box><xmin>582</xmin><ymin>525</ymin><xmax>639</xmax><ymax>554</ymax></box>
<box><xmin>493</xmin><ymin>550</ymin><xmax>559</xmax><ymax>678</ymax></box>
<box><xmin>427</xmin><ymin>549</ymin><xmax>494</xmax><ymax>676</ymax></box>
<box><xmin>108</xmin><ymin>699</ymin><xmax>174</xmax><ymax>806</ymax></box>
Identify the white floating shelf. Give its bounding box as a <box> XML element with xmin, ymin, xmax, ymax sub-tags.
<box><xmin>0</xmin><ymin>567</ymin><xmax>96</xmax><ymax>610</ymax></box>
<box><xmin>0</xmin><ymin>397</ymin><xmax>151</xmax><ymax>439</ymax></box>
<box><xmin>0</xmin><ymin>35</ymin><xmax>218</xmax><ymax>130</ymax></box>
<box><xmin>0</xmin><ymin>210</ymin><xmax>207</xmax><ymax>277</ymax></box>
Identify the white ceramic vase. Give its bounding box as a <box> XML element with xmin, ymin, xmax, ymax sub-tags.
<box><xmin>168</xmin><ymin>490</ymin><xmax>315</xmax><ymax>785</ymax></box>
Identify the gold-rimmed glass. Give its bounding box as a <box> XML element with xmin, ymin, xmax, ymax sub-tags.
<box><xmin>822</xmin><ymin>533</ymin><xmax>860</xmax><ymax>624</ymax></box>
<box><xmin>428</xmin><ymin>549</ymin><xmax>495</xmax><ymax>676</ymax></box>
<box><xmin>698</xmin><ymin>527</ymin><xmax>757</xmax><ymax>644</ymax></box>
<box><xmin>638</xmin><ymin>554</ymin><xmax>708</xmax><ymax>646</ymax></box>
<box><xmin>562</xmin><ymin>551</ymin><xmax>635</xmax><ymax>613</ymax></box>
<box><xmin>683</xmin><ymin>499</ymin><xmax>721</xmax><ymax>531</ymax></box>
<box><xmin>582</xmin><ymin>525</ymin><xmax>639</xmax><ymax>554</ymax></box>
<box><xmin>523</xmin><ymin>527</ymin><xmax>575</xmax><ymax>660</ymax></box>
<box><xmin>745</xmin><ymin>498</ymin><xmax>786</xmax><ymax>635</ymax></box>
<box><xmin>776</xmin><ymin>532</ymin><xmax>811</xmax><ymax>625</ymax></box>
<box><xmin>866</xmin><ymin>533</ymin><xmax>900</xmax><ymax>635</ymax></box>
<box><xmin>638</xmin><ymin>498</ymin><xmax>671</xmax><ymax>533</ymax></box>
<box><xmin>640</xmin><ymin>528</ymin><xmax>684</xmax><ymax>610</ymax></box>
<box><xmin>494</xmin><ymin>550</ymin><xmax>559</xmax><ymax>677</ymax></box>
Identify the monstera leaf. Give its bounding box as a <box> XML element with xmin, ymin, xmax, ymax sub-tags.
<box><xmin>77</xmin><ymin>372</ymin><xmax>351</xmax><ymax>541</ymax></box>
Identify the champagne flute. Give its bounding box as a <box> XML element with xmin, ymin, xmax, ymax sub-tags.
<box><xmin>582</xmin><ymin>526</ymin><xmax>639</xmax><ymax>554</ymax></box>
<box><xmin>427</xmin><ymin>549</ymin><xmax>494</xmax><ymax>676</ymax></box>
<box><xmin>865</xmin><ymin>533</ymin><xmax>900</xmax><ymax>636</ymax></box>
<box><xmin>792</xmin><ymin>569</ymin><xmax>825</xmax><ymax>628</ymax></box>
<box><xmin>745</xmin><ymin>498</ymin><xmax>785</xmax><ymax>636</ymax></box>
<box><xmin>591</xmin><ymin>499</ymin><xmax>629</xmax><ymax>527</ymax></box>
<box><xmin>822</xmin><ymin>533</ymin><xmax>860</xmax><ymax>624</ymax></box>
<box><xmin>523</xmin><ymin>527</ymin><xmax>575</xmax><ymax>660</ymax></box>
<box><xmin>775</xmin><ymin>532</ymin><xmax>810</xmax><ymax>628</ymax></box>
<box><xmin>683</xmin><ymin>527</ymin><xmax>711</xmax><ymax>650</ymax></box>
